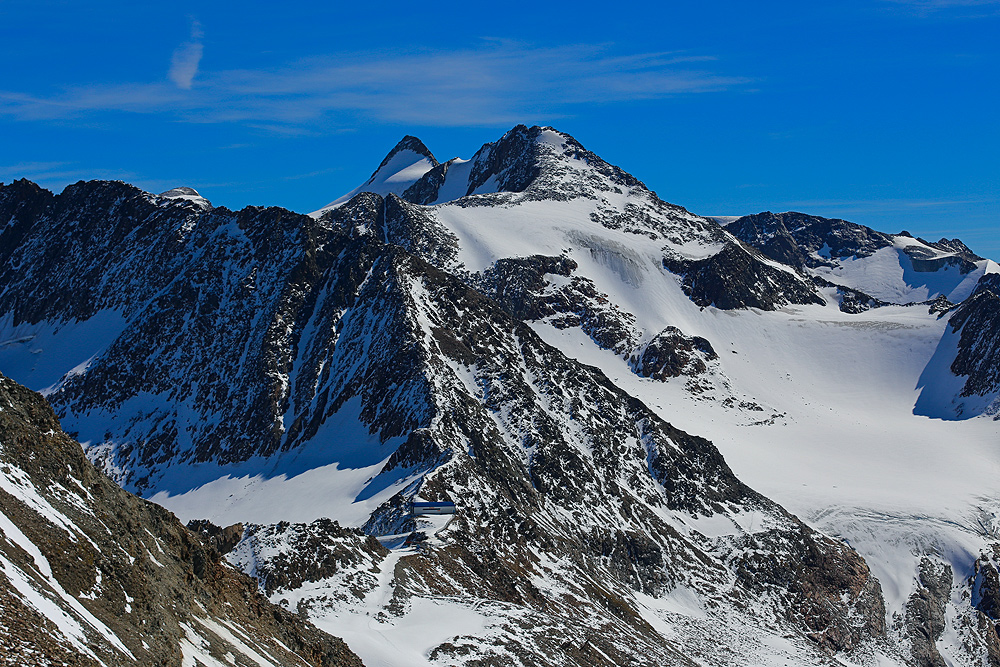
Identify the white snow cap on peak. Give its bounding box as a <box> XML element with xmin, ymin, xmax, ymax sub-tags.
<box><xmin>310</xmin><ymin>136</ymin><xmax>439</xmax><ymax>217</ymax></box>
<box><xmin>158</xmin><ymin>186</ymin><xmax>212</xmax><ymax>209</ymax></box>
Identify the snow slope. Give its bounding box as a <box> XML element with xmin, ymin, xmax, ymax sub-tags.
<box><xmin>809</xmin><ymin>237</ymin><xmax>994</xmax><ymax>304</ymax></box>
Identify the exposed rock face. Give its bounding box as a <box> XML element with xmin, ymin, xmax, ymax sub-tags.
<box><xmin>962</xmin><ymin>546</ymin><xmax>1000</xmax><ymax>667</ymax></box>
<box><xmin>810</xmin><ymin>276</ymin><xmax>891</xmax><ymax>313</ymax></box>
<box><xmin>948</xmin><ymin>274</ymin><xmax>1000</xmax><ymax>410</ymax></box>
<box><xmin>725</xmin><ymin>211</ymin><xmax>895</xmax><ymax>269</ymax></box>
<box><xmin>0</xmin><ymin>179</ymin><xmax>203</xmax><ymax>325</ymax></box>
<box><xmin>976</xmin><ymin>556</ymin><xmax>1000</xmax><ymax>621</ymax></box>
<box><xmin>229</xmin><ymin>519</ymin><xmax>388</xmax><ymax>599</ymax></box>
<box><xmin>928</xmin><ymin>295</ymin><xmax>956</xmax><ymax>315</ymax></box>
<box><xmin>187</xmin><ymin>519</ymin><xmax>246</xmax><ymax>556</ymax></box>
<box><xmin>904</xmin><ymin>558</ymin><xmax>953</xmax><ymax>667</ymax></box>
<box><xmin>834</xmin><ymin>285</ymin><xmax>890</xmax><ymax>314</ymax></box>
<box><xmin>726</xmin><ymin>212</ymin><xmax>985</xmax><ymax>300</ymax></box>
<box><xmin>401</xmin><ymin>158</ymin><xmax>452</xmax><ymax>205</ymax></box>
<box><xmin>662</xmin><ymin>242</ymin><xmax>825</xmax><ymax>310</ymax></box>
<box><xmin>721</xmin><ymin>522</ymin><xmax>886</xmax><ymax>654</ymax></box>
<box><xmin>402</xmin><ymin>124</ymin><xmax>645</xmax><ymax>205</ymax></box>
<box><xmin>0</xmin><ymin>373</ymin><xmax>362</xmax><ymax>667</ymax></box>
<box><xmin>474</xmin><ymin>253</ymin><xmax>641</xmax><ymax>355</ymax></box>
<box><xmin>630</xmin><ymin>327</ymin><xmax>718</xmax><ymax>381</ymax></box>
<box><xmin>724</xmin><ymin>212</ymin><xmax>814</xmax><ymax>269</ymax></box>
<box><xmin>919</xmin><ymin>236</ymin><xmax>984</xmax><ymax>265</ymax></box>
<box><xmin>903</xmin><ymin>239</ymin><xmax>981</xmax><ymax>273</ymax></box>
<box><xmin>382</xmin><ymin>193</ymin><xmax>460</xmax><ymax>267</ymax></box>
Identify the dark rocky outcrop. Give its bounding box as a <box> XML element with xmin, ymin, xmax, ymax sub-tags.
<box><xmin>974</xmin><ymin>555</ymin><xmax>1000</xmax><ymax>621</ymax></box>
<box><xmin>402</xmin><ymin>124</ymin><xmax>643</xmax><ymax>205</ymax></box>
<box><xmin>722</xmin><ymin>524</ymin><xmax>886</xmax><ymax>654</ymax></box>
<box><xmin>382</xmin><ymin>193</ymin><xmax>460</xmax><ymax>266</ymax></box>
<box><xmin>401</xmin><ymin>158</ymin><xmax>453</xmax><ymax>205</ymax></box>
<box><xmin>726</xmin><ymin>212</ymin><xmax>982</xmax><ymax>283</ymax></box>
<box><xmin>810</xmin><ymin>276</ymin><xmax>891</xmax><ymax>313</ymax></box>
<box><xmin>663</xmin><ymin>242</ymin><xmax>825</xmax><ymax>310</ymax></box>
<box><xmin>948</xmin><ymin>274</ymin><xmax>1000</xmax><ymax>406</ymax></box>
<box><xmin>904</xmin><ymin>234</ymin><xmax>983</xmax><ymax>274</ymax></box>
<box><xmin>474</xmin><ymin>253</ymin><xmax>640</xmax><ymax>355</ymax></box>
<box><xmin>724</xmin><ymin>212</ymin><xmax>813</xmax><ymax>269</ymax></box>
<box><xmin>630</xmin><ymin>327</ymin><xmax>718</xmax><ymax>381</ymax></box>
<box><xmin>965</xmin><ymin>546</ymin><xmax>1000</xmax><ymax>667</ymax></box>
<box><xmin>725</xmin><ymin>211</ymin><xmax>894</xmax><ymax>269</ymax></box>
<box><xmin>231</xmin><ymin>519</ymin><xmax>389</xmax><ymax>598</ymax></box>
<box><xmin>918</xmin><ymin>236</ymin><xmax>984</xmax><ymax>265</ymax></box>
<box><xmin>904</xmin><ymin>558</ymin><xmax>953</xmax><ymax>667</ymax></box>
<box><xmin>186</xmin><ymin>519</ymin><xmax>246</xmax><ymax>556</ymax></box>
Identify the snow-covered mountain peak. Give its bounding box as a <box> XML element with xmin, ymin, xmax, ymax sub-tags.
<box><xmin>374</xmin><ymin>135</ymin><xmax>438</xmax><ymax>172</ymax></box>
<box><xmin>158</xmin><ymin>186</ymin><xmax>212</xmax><ymax>209</ymax></box>
<box><xmin>398</xmin><ymin>123</ymin><xmax>656</xmax><ymax>207</ymax></box>
<box><xmin>159</xmin><ymin>185</ymin><xmax>202</xmax><ymax>198</ymax></box>
<box><xmin>311</xmin><ymin>135</ymin><xmax>439</xmax><ymax>217</ymax></box>
<box><xmin>314</xmin><ymin>127</ymin><xmax>730</xmax><ymax>275</ymax></box>
<box><xmin>314</xmin><ymin>125</ymin><xmax>669</xmax><ymax>214</ymax></box>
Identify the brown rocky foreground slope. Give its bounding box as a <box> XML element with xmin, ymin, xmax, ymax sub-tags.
<box><xmin>0</xmin><ymin>372</ymin><xmax>363</xmax><ymax>667</ymax></box>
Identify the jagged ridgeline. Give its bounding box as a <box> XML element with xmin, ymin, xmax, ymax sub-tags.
<box><xmin>1</xmin><ymin>124</ymin><xmax>999</xmax><ymax>665</ymax></box>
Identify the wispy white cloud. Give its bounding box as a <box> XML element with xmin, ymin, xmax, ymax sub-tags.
<box><xmin>0</xmin><ymin>84</ymin><xmax>186</xmax><ymax>120</ymax></box>
<box><xmin>0</xmin><ymin>161</ymin><xmax>71</xmax><ymax>179</ymax></box>
<box><xmin>0</xmin><ymin>42</ymin><xmax>750</xmax><ymax>129</ymax></box>
<box><xmin>883</xmin><ymin>0</ymin><xmax>1000</xmax><ymax>16</ymax></box>
<box><xmin>169</xmin><ymin>19</ymin><xmax>203</xmax><ymax>90</ymax></box>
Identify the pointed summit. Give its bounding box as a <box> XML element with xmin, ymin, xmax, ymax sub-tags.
<box><xmin>371</xmin><ymin>135</ymin><xmax>438</xmax><ymax>177</ymax></box>
<box><xmin>311</xmin><ymin>136</ymin><xmax>438</xmax><ymax>217</ymax></box>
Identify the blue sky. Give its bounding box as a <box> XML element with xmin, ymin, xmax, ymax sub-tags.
<box><xmin>2</xmin><ymin>0</ymin><xmax>998</xmax><ymax>257</ymax></box>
